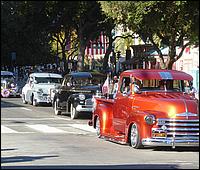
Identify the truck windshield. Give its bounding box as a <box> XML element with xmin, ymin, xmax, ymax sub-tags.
<box><xmin>138</xmin><ymin>79</ymin><xmax>188</xmax><ymax>92</ymax></box>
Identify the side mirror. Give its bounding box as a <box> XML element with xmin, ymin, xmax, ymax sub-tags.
<box><xmin>122</xmin><ymin>91</ymin><xmax>127</xmax><ymax>96</ymax></box>
<box><xmin>134</xmin><ymin>86</ymin><xmax>141</xmax><ymax>94</ymax></box>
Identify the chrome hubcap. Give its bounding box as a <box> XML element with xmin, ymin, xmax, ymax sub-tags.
<box><xmin>96</xmin><ymin>117</ymin><xmax>100</xmax><ymax>137</ymax></box>
<box><xmin>130</xmin><ymin>124</ymin><xmax>138</xmax><ymax>147</ymax></box>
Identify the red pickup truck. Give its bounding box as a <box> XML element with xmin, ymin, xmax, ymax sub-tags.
<box><xmin>89</xmin><ymin>69</ymin><xmax>199</xmax><ymax>149</ymax></box>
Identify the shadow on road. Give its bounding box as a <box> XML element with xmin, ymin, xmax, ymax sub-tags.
<box><xmin>1</xmin><ymin>155</ymin><xmax>58</xmax><ymax>164</ymax></box>
<box><xmin>151</xmin><ymin>146</ymin><xmax>199</xmax><ymax>152</ymax></box>
<box><xmin>61</xmin><ymin>112</ymin><xmax>92</xmax><ymax>120</ymax></box>
<box><xmin>1</xmin><ymin>100</ymin><xmax>25</xmax><ymax>108</ymax></box>
<box><xmin>1</xmin><ymin>164</ymin><xmax>179</xmax><ymax>169</ymax></box>
<box><xmin>1</xmin><ymin>148</ymin><xmax>18</xmax><ymax>152</ymax></box>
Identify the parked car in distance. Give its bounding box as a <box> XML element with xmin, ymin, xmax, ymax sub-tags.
<box><xmin>52</xmin><ymin>71</ymin><xmax>101</xmax><ymax>119</ymax></box>
<box><xmin>1</xmin><ymin>71</ymin><xmax>20</xmax><ymax>97</ymax></box>
<box><xmin>89</xmin><ymin>69</ymin><xmax>199</xmax><ymax>149</ymax></box>
<box><xmin>21</xmin><ymin>72</ymin><xmax>62</xmax><ymax>106</ymax></box>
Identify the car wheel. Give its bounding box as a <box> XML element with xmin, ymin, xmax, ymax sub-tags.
<box><xmin>95</xmin><ymin>117</ymin><xmax>101</xmax><ymax>138</ymax></box>
<box><xmin>22</xmin><ymin>93</ymin><xmax>27</xmax><ymax>104</ymax></box>
<box><xmin>32</xmin><ymin>95</ymin><xmax>38</xmax><ymax>106</ymax></box>
<box><xmin>130</xmin><ymin>123</ymin><xmax>143</xmax><ymax>149</ymax></box>
<box><xmin>54</xmin><ymin>100</ymin><xmax>61</xmax><ymax>115</ymax></box>
<box><xmin>70</xmin><ymin>103</ymin><xmax>78</xmax><ymax>119</ymax></box>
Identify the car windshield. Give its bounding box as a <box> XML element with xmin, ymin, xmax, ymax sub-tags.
<box><xmin>1</xmin><ymin>75</ymin><xmax>14</xmax><ymax>80</ymax></box>
<box><xmin>135</xmin><ymin>79</ymin><xmax>190</xmax><ymax>92</ymax></box>
<box><xmin>72</xmin><ymin>77</ymin><xmax>92</xmax><ymax>86</ymax></box>
<box><xmin>35</xmin><ymin>77</ymin><xmax>62</xmax><ymax>84</ymax></box>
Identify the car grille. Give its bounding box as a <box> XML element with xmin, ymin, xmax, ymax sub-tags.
<box><xmin>152</xmin><ymin>118</ymin><xmax>199</xmax><ymax>140</ymax></box>
<box><xmin>85</xmin><ymin>99</ymin><xmax>93</xmax><ymax>105</ymax></box>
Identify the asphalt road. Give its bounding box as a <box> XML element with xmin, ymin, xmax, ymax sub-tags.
<box><xmin>1</xmin><ymin>97</ymin><xmax>199</xmax><ymax>169</ymax></box>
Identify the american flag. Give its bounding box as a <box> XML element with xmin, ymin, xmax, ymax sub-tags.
<box><xmin>85</xmin><ymin>32</ymin><xmax>109</xmax><ymax>57</ymax></box>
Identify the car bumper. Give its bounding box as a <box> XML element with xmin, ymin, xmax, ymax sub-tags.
<box><xmin>142</xmin><ymin>138</ymin><xmax>199</xmax><ymax>148</ymax></box>
<box><xmin>35</xmin><ymin>95</ymin><xmax>52</xmax><ymax>103</ymax></box>
<box><xmin>76</xmin><ymin>104</ymin><xmax>93</xmax><ymax>112</ymax></box>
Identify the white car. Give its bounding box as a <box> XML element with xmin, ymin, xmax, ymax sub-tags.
<box><xmin>21</xmin><ymin>72</ymin><xmax>62</xmax><ymax>106</ymax></box>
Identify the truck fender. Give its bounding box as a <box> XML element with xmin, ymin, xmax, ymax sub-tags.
<box><xmin>125</xmin><ymin>111</ymin><xmax>154</xmax><ymax>142</ymax></box>
<box><xmin>94</xmin><ymin>103</ymin><xmax>113</xmax><ymax>134</ymax></box>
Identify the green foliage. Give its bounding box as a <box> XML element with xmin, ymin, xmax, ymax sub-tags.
<box><xmin>100</xmin><ymin>1</ymin><xmax>199</xmax><ymax>69</ymax></box>
<box><xmin>1</xmin><ymin>1</ymin><xmax>53</xmax><ymax>66</ymax></box>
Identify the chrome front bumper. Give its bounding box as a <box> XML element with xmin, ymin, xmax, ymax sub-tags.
<box><xmin>76</xmin><ymin>104</ymin><xmax>93</xmax><ymax>112</ymax></box>
<box><xmin>142</xmin><ymin>138</ymin><xmax>199</xmax><ymax>148</ymax></box>
<box><xmin>35</xmin><ymin>95</ymin><xmax>51</xmax><ymax>103</ymax></box>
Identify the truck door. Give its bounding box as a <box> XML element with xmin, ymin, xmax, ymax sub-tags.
<box><xmin>113</xmin><ymin>76</ymin><xmax>132</xmax><ymax>134</ymax></box>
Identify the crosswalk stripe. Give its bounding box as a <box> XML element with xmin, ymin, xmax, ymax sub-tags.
<box><xmin>68</xmin><ymin>124</ymin><xmax>96</xmax><ymax>133</ymax></box>
<box><xmin>25</xmin><ymin>124</ymin><xmax>66</xmax><ymax>133</ymax></box>
<box><xmin>1</xmin><ymin>125</ymin><xmax>19</xmax><ymax>133</ymax></box>
<box><xmin>20</xmin><ymin>107</ymin><xmax>32</xmax><ymax>111</ymax></box>
<box><xmin>1</xmin><ymin>124</ymin><xmax>96</xmax><ymax>134</ymax></box>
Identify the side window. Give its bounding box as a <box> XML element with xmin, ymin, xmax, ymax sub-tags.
<box><xmin>63</xmin><ymin>76</ymin><xmax>72</xmax><ymax>86</ymax></box>
<box><xmin>120</xmin><ymin>77</ymin><xmax>130</xmax><ymax>93</ymax></box>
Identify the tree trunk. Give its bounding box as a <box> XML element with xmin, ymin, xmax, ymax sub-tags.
<box><xmin>77</xmin><ymin>43</ymin><xmax>86</xmax><ymax>71</ymax></box>
<box><xmin>103</xmin><ymin>33</ymin><xmax>113</xmax><ymax>72</ymax></box>
<box><xmin>61</xmin><ymin>45</ymin><xmax>68</xmax><ymax>72</ymax></box>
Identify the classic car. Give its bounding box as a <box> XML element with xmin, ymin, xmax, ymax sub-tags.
<box><xmin>52</xmin><ymin>71</ymin><xmax>101</xmax><ymax>119</ymax></box>
<box><xmin>21</xmin><ymin>72</ymin><xmax>62</xmax><ymax>106</ymax></box>
<box><xmin>1</xmin><ymin>71</ymin><xmax>20</xmax><ymax>97</ymax></box>
<box><xmin>88</xmin><ymin>69</ymin><xmax>199</xmax><ymax>149</ymax></box>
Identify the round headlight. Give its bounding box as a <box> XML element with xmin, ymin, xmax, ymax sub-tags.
<box><xmin>11</xmin><ymin>83</ymin><xmax>15</xmax><ymax>88</ymax></box>
<box><xmin>79</xmin><ymin>94</ymin><xmax>85</xmax><ymax>100</ymax></box>
<box><xmin>144</xmin><ymin>115</ymin><xmax>156</xmax><ymax>125</ymax></box>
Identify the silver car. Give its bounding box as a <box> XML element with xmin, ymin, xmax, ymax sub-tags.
<box><xmin>21</xmin><ymin>72</ymin><xmax>62</xmax><ymax>106</ymax></box>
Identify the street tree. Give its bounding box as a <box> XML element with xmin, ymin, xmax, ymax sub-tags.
<box><xmin>1</xmin><ymin>1</ymin><xmax>53</xmax><ymax>66</ymax></box>
<box><xmin>100</xmin><ymin>1</ymin><xmax>199</xmax><ymax>69</ymax></box>
<box><xmin>46</xmin><ymin>1</ymin><xmax>79</xmax><ymax>72</ymax></box>
<box><xmin>73</xmin><ymin>1</ymin><xmax>108</xmax><ymax>71</ymax></box>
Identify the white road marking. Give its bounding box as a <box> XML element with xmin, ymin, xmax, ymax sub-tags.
<box><xmin>53</xmin><ymin>116</ymin><xmax>71</xmax><ymax>121</ymax></box>
<box><xmin>2</xmin><ymin>117</ymin><xmax>60</xmax><ymax>120</ymax></box>
<box><xmin>68</xmin><ymin>124</ymin><xmax>96</xmax><ymax>133</ymax></box>
<box><xmin>25</xmin><ymin>124</ymin><xmax>67</xmax><ymax>133</ymax></box>
<box><xmin>20</xmin><ymin>107</ymin><xmax>32</xmax><ymax>111</ymax></box>
<box><xmin>1</xmin><ymin>124</ymin><xmax>95</xmax><ymax>134</ymax></box>
<box><xmin>1</xmin><ymin>125</ymin><xmax>19</xmax><ymax>133</ymax></box>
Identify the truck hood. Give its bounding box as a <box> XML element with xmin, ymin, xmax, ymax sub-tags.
<box><xmin>34</xmin><ymin>83</ymin><xmax>61</xmax><ymax>94</ymax></box>
<box><xmin>134</xmin><ymin>92</ymin><xmax>199</xmax><ymax>119</ymax></box>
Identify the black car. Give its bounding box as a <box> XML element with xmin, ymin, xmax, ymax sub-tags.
<box><xmin>52</xmin><ymin>72</ymin><xmax>101</xmax><ymax>119</ymax></box>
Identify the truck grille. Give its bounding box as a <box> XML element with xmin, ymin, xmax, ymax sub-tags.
<box><xmin>152</xmin><ymin>118</ymin><xmax>199</xmax><ymax>140</ymax></box>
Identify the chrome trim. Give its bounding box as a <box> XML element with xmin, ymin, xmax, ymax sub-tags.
<box><xmin>153</xmin><ymin>127</ymin><xmax>199</xmax><ymax>131</ymax></box>
<box><xmin>142</xmin><ymin>138</ymin><xmax>199</xmax><ymax>147</ymax></box>
<box><xmin>157</xmin><ymin>119</ymin><xmax>199</xmax><ymax>123</ymax></box>
<box><xmin>76</xmin><ymin>105</ymin><xmax>93</xmax><ymax>112</ymax></box>
<box><xmin>148</xmin><ymin>118</ymin><xmax>199</xmax><ymax>148</ymax></box>
<box><xmin>157</xmin><ymin>123</ymin><xmax>199</xmax><ymax>126</ymax></box>
<box><xmin>176</xmin><ymin>112</ymin><xmax>198</xmax><ymax>117</ymax></box>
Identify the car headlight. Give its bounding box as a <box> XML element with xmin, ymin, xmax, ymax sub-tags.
<box><xmin>144</xmin><ymin>115</ymin><xmax>156</xmax><ymax>125</ymax></box>
<box><xmin>79</xmin><ymin>94</ymin><xmax>85</xmax><ymax>100</ymax></box>
<box><xmin>11</xmin><ymin>83</ymin><xmax>16</xmax><ymax>88</ymax></box>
